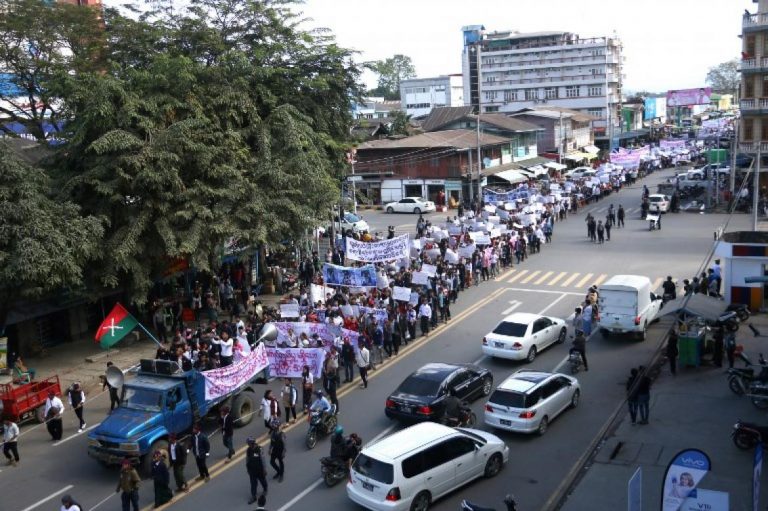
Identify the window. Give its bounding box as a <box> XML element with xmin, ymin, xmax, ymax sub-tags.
<box><xmin>484</xmin><ymin>90</ymin><xmax>498</xmax><ymax>101</ymax></box>
<box><xmin>485</xmin><ymin>106</ymin><xmax>500</xmax><ymax>112</ymax></box>
<box><xmin>492</xmin><ymin>321</ymin><xmax>528</xmax><ymax>337</ymax></box>
<box><xmin>488</xmin><ymin>390</ymin><xmax>526</xmax><ymax>408</ymax></box>
<box><xmin>545</xmin><ymin>87</ymin><xmax>557</xmax><ymax>99</ymax></box>
<box><xmin>442</xmin><ymin>437</ymin><xmax>476</xmax><ymax>459</ymax></box>
<box><xmin>565</xmin><ymin>86</ymin><xmax>579</xmax><ymax>98</ymax></box>
<box><xmin>449</xmin><ymin>371</ymin><xmax>471</xmax><ymax>391</ymax></box>
<box><xmin>353</xmin><ymin>454</ymin><xmax>394</xmax><ymax>484</ymax></box>
<box><xmin>588</xmin><ymin>85</ymin><xmax>602</xmax><ymax>97</ymax></box>
<box><xmin>396</xmin><ymin>376</ymin><xmax>441</xmax><ymax>396</ymax></box>
<box><xmin>541</xmin><ymin>380</ymin><xmax>564</xmax><ymax>400</ymax></box>
<box><xmin>588</xmin><ymin>108</ymin><xmax>603</xmax><ymax>118</ymax></box>
<box><xmin>504</xmin><ymin>90</ymin><xmax>517</xmax><ymax>102</ymax></box>
<box><xmin>524</xmin><ymin>88</ymin><xmax>538</xmax><ymax>101</ymax></box>
<box><xmin>746</xmin><ymin>78</ymin><xmax>755</xmax><ymax>99</ymax></box>
<box><xmin>762</xmin><ymin>121</ymin><xmax>768</xmax><ymax>142</ymax></box>
<box><xmin>744</xmin><ymin>118</ymin><xmax>754</xmax><ymax>140</ymax></box>
<box><xmin>486</xmin><ymin>75</ymin><xmax>496</xmax><ymax>84</ymax></box>
<box><xmin>589</xmin><ymin>67</ymin><xmax>601</xmax><ymax>75</ymax></box>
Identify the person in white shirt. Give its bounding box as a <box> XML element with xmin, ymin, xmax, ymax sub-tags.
<box><xmin>356</xmin><ymin>344</ymin><xmax>370</xmax><ymax>389</ymax></box>
<box><xmin>212</xmin><ymin>332</ymin><xmax>234</xmax><ymax>366</ymax></box>
<box><xmin>3</xmin><ymin>418</ymin><xmax>19</xmax><ymax>466</ymax></box>
<box><xmin>418</xmin><ymin>300</ymin><xmax>432</xmax><ymax>337</ymax></box>
<box><xmin>44</xmin><ymin>390</ymin><xmax>65</xmax><ymax>440</ymax></box>
<box><xmin>60</xmin><ymin>495</ymin><xmax>82</xmax><ymax>511</ymax></box>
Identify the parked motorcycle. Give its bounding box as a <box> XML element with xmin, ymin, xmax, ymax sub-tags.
<box><xmin>439</xmin><ymin>402</ymin><xmax>477</xmax><ymax>428</ymax></box>
<box><xmin>306</xmin><ymin>408</ymin><xmax>338</xmax><ymax>449</ymax></box>
<box><xmin>732</xmin><ymin>419</ymin><xmax>768</xmax><ymax>450</ymax></box>
<box><xmin>461</xmin><ymin>494</ymin><xmax>518</xmax><ymax>511</ymax></box>
<box><xmin>727</xmin><ymin>353</ymin><xmax>768</xmax><ymax>395</ymax></box>
<box><xmin>568</xmin><ymin>349</ymin><xmax>583</xmax><ymax>374</ymax></box>
<box><xmin>726</xmin><ymin>303</ymin><xmax>751</xmax><ymax>322</ymax></box>
<box><xmin>320</xmin><ymin>456</ymin><xmax>349</xmax><ymax>487</ymax></box>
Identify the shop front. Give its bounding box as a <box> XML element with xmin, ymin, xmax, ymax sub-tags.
<box><xmin>715</xmin><ymin>231</ymin><xmax>768</xmax><ymax>311</ymax></box>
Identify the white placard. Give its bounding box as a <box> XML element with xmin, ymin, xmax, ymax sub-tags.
<box><xmin>497</xmin><ymin>210</ymin><xmax>510</xmax><ymax>220</ymax></box>
<box><xmin>280</xmin><ymin>303</ymin><xmax>300</xmax><ymax>318</ymax></box>
<box><xmin>421</xmin><ymin>263</ymin><xmax>437</xmax><ymax>277</ymax></box>
<box><xmin>445</xmin><ymin>249</ymin><xmax>459</xmax><ymax>264</ymax></box>
<box><xmin>409</xmin><ymin>292</ymin><xmax>420</xmax><ymax>306</ymax></box>
<box><xmin>448</xmin><ymin>225</ymin><xmax>462</xmax><ymax>235</ymax></box>
<box><xmin>376</xmin><ymin>272</ymin><xmax>390</xmax><ymax>289</ymax></box>
<box><xmin>490</xmin><ymin>228</ymin><xmax>501</xmax><ymax>238</ymax></box>
<box><xmin>412</xmin><ymin>271</ymin><xmax>429</xmax><ymax>285</ymax></box>
<box><xmin>458</xmin><ymin>244</ymin><xmax>476</xmax><ymax>258</ymax></box>
<box><xmin>393</xmin><ymin>286</ymin><xmax>412</xmax><ymax>301</ymax></box>
<box><xmin>474</xmin><ymin>234</ymin><xmax>491</xmax><ymax>245</ymax></box>
<box><xmin>411</xmin><ymin>238</ymin><xmax>422</xmax><ymax>250</ymax></box>
<box><xmin>484</xmin><ymin>204</ymin><xmax>497</xmax><ymax>213</ymax></box>
<box><xmin>432</xmin><ymin>229</ymin><xmax>447</xmax><ymax>241</ymax></box>
<box><xmin>425</xmin><ymin>248</ymin><xmax>440</xmax><ymax>260</ymax></box>
<box><xmin>310</xmin><ymin>283</ymin><xmax>332</xmax><ymax>304</ymax></box>
<box><xmin>488</xmin><ymin>215</ymin><xmax>501</xmax><ymax>224</ymax></box>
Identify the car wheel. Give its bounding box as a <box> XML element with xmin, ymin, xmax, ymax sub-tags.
<box><xmin>410</xmin><ymin>491</ymin><xmax>431</xmax><ymax>511</ymax></box>
<box><xmin>482</xmin><ymin>376</ymin><xmax>493</xmax><ymax>397</ymax></box>
<box><xmin>557</xmin><ymin>327</ymin><xmax>567</xmax><ymax>344</ymax></box>
<box><xmin>537</xmin><ymin>416</ymin><xmax>549</xmax><ymax>436</ymax></box>
<box><xmin>484</xmin><ymin>453</ymin><xmax>503</xmax><ymax>478</ymax></box>
<box><xmin>526</xmin><ymin>346</ymin><xmax>537</xmax><ymax>363</ymax></box>
<box><xmin>600</xmin><ymin>328</ymin><xmax>610</xmax><ymax>338</ymax></box>
<box><xmin>570</xmin><ymin>389</ymin><xmax>580</xmax><ymax>408</ymax></box>
<box><xmin>413</xmin><ymin>207</ymin><xmax>421</xmax><ymax>215</ymax></box>
<box><xmin>386</xmin><ymin>206</ymin><xmax>394</xmax><ymax>214</ymax></box>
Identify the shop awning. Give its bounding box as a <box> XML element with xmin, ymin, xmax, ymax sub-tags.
<box><xmin>563</xmin><ymin>152</ymin><xmax>593</xmax><ymax>161</ymax></box>
<box><xmin>545</xmin><ymin>161</ymin><xmax>567</xmax><ymax>171</ymax></box>
<box><xmin>524</xmin><ymin>164</ymin><xmax>548</xmax><ymax>176</ymax></box>
<box><xmin>494</xmin><ymin>169</ymin><xmax>528</xmax><ymax>184</ymax></box>
<box><xmin>657</xmin><ymin>294</ymin><xmax>729</xmax><ymax>322</ymax></box>
<box><xmin>583</xmin><ymin>145</ymin><xmax>600</xmax><ymax>154</ymax></box>
<box><xmin>517</xmin><ymin>169</ymin><xmax>535</xmax><ymax>177</ymax></box>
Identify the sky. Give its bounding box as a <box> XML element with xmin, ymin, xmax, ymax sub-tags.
<box><xmin>292</xmin><ymin>0</ymin><xmax>754</xmax><ymax>94</ymax></box>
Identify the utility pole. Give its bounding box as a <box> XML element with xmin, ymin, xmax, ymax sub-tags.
<box><xmin>476</xmin><ymin>43</ymin><xmax>482</xmax><ymax>204</ymax></box>
<box><xmin>754</xmin><ymin>147</ymin><xmax>761</xmax><ymax>231</ymax></box>
<box><xmin>730</xmin><ymin>117</ymin><xmax>738</xmax><ymax>204</ymax></box>
<box><xmin>558</xmin><ymin>111</ymin><xmax>565</xmax><ymax>163</ymax></box>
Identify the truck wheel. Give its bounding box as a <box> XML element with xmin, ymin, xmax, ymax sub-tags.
<box><xmin>231</xmin><ymin>392</ymin><xmax>255</xmax><ymax>427</ymax></box>
<box><xmin>141</xmin><ymin>438</ymin><xmax>169</xmax><ymax>477</ymax></box>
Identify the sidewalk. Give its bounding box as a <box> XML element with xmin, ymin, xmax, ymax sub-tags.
<box><xmin>1</xmin><ymin>292</ymin><xmax>287</xmax><ymax>394</ymax></box>
<box><xmin>560</xmin><ymin>313</ymin><xmax>768</xmax><ymax>511</ymax></box>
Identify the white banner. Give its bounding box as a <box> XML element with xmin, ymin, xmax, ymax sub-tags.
<box><xmin>203</xmin><ymin>344</ymin><xmax>270</xmax><ymax>400</ymax></box>
<box><xmin>266</xmin><ymin>347</ymin><xmax>326</xmax><ymax>378</ymax></box>
<box><xmin>346</xmin><ymin>234</ymin><xmax>410</xmax><ymax>262</ymax></box>
<box><xmin>280</xmin><ymin>303</ymin><xmax>300</xmax><ymax>318</ymax></box>
<box><xmin>393</xmin><ymin>286</ymin><xmax>412</xmax><ymax>301</ymax></box>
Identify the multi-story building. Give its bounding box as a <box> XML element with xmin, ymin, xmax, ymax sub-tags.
<box><xmin>461</xmin><ymin>25</ymin><xmax>623</xmax><ymax>146</ymax></box>
<box><xmin>740</xmin><ymin>0</ymin><xmax>768</xmax><ymax>171</ymax></box>
<box><xmin>400</xmin><ymin>75</ymin><xmax>464</xmax><ymax>118</ymax></box>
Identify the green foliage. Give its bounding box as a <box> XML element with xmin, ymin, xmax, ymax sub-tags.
<box><xmin>0</xmin><ymin>143</ymin><xmax>103</xmax><ymax>316</ymax></box>
<box><xmin>369</xmin><ymin>54</ymin><xmax>416</xmax><ymax>100</ymax></box>
<box><xmin>389</xmin><ymin>110</ymin><xmax>412</xmax><ymax>136</ymax></box>
<box><xmin>705</xmin><ymin>59</ymin><xmax>740</xmax><ymax>94</ymax></box>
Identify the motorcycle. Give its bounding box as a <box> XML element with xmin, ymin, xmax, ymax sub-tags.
<box><xmin>732</xmin><ymin>419</ymin><xmax>768</xmax><ymax>450</ymax></box>
<box><xmin>726</xmin><ymin>303</ymin><xmax>751</xmax><ymax>322</ymax></box>
<box><xmin>568</xmin><ymin>349</ymin><xmax>583</xmax><ymax>374</ymax></box>
<box><xmin>305</xmin><ymin>407</ymin><xmax>337</xmax><ymax>449</ymax></box>
<box><xmin>461</xmin><ymin>494</ymin><xmax>518</xmax><ymax>511</ymax></box>
<box><xmin>320</xmin><ymin>456</ymin><xmax>349</xmax><ymax>487</ymax></box>
<box><xmin>440</xmin><ymin>403</ymin><xmax>477</xmax><ymax>428</ymax></box>
<box><xmin>727</xmin><ymin>353</ymin><xmax>768</xmax><ymax>395</ymax></box>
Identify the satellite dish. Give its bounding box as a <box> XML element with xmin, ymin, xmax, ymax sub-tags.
<box><xmin>106</xmin><ymin>365</ymin><xmax>125</xmax><ymax>388</ymax></box>
<box><xmin>257</xmin><ymin>323</ymin><xmax>278</xmax><ymax>344</ymax></box>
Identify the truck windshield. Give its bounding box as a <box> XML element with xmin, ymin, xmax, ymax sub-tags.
<box><xmin>121</xmin><ymin>387</ymin><xmax>163</xmax><ymax>412</ymax></box>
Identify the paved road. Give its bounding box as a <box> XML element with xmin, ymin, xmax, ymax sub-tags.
<box><xmin>3</xmin><ymin>167</ymin><xmax>751</xmax><ymax>511</ymax></box>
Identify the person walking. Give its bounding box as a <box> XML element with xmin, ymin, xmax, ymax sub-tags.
<box><xmin>418</xmin><ymin>299</ymin><xmax>431</xmax><ymax>337</ymax></box>
<box><xmin>626</xmin><ymin>368</ymin><xmax>639</xmax><ymax>425</ymax></box>
<box><xmin>67</xmin><ymin>382</ymin><xmax>86</xmax><ymax>433</ymax></box>
<box><xmin>60</xmin><ymin>495</ymin><xmax>83</xmax><ymax>511</ymax></box>
<box><xmin>191</xmin><ymin>423</ymin><xmax>211</xmax><ymax>482</ymax></box>
<box><xmin>104</xmin><ymin>362</ymin><xmax>121</xmax><ymax>412</ymax></box>
<box><xmin>572</xmin><ymin>307</ymin><xmax>584</xmax><ymax>336</ymax></box>
<box><xmin>44</xmin><ymin>390</ymin><xmax>65</xmax><ymax>440</ymax></box>
<box><xmin>571</xmin><ymin>333</ymin><xmax>589</xmax><ymax>371</ymax></box>
<box><xmin>356</xmin><ymin>342</ymin><xmax>370</xmax><ymax>389</ymax></box>
<box><xmin>3</xmin><ymin>418</ymin><xmax>19</xmax><ymax>466</ymax></box>
<box><xmin>340</xmin><ymin>338</ymin><xmax>355</xmax><ymax>383</ymax></box>
<box><xmin>604</xmin><ymin>217</ymin><xmax>611</xmax><ymax>241</ymax></box>
<box><xmin>280</xmin><ymin>379</ymin><xmax>298</xmax><ymax>424</ymax></box>
<box><xmin>269</xmin><ymin>422</ymin><xmax>286</xmax><ymax>482</ymax></box>
<box><xmin>636</xmin><ymin>367</ymin><xmax>652</xmax><ymax>424</ymax></box>
<box><xmin>246</xmin><ymin>438</ymin><xmax>268</xmax><ymax>504</ymax></box>
<box><xmin>116</xmin><ymin>458</ymin><xmax>141</xmax><ymax>511</ymax></box>
<box><xmin>151</xmin><ymin>450</ymin><xmax>173</xmax><ymax>507</ymax></box>
<box><xmin>220</xmin><ymin>406</ymin><xmax>235</xmax><ymax>462</ymax></box>
<box><xmin>617</xmin><ymin>205</ymin><xmax>625</xmax><ymax>228</ymax></box>
<box><xmin>300</xmin><ymin>365</ymin><xmax>314</xmax><ymax>413</ymax></box>
<box><xmin>167</xmin><ymin>433</ymin><xmax>188</xmax><ymax>493</ymax></box>
<box><xmin>596</xmin><ymin>220</ymin><xmax>605</xmax><ymax>244</ymax></box>
<box><xmin>666</xmin><ymin>332</ymin><xmax>679</xmax><ymax>376</ymax></box>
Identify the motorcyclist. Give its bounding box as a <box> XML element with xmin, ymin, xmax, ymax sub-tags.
<box><xmin>329</xmin><ymin>425</ymin><xmax>347</xmax><ymax>461</ymax></box>
<box><xmin>662</xmin><ymin>276</ymin><xmax>676</xmax><ymax>301</ymax></box>
<box><xmin>309</xmin><ymin>389</ymin><xmax>332</xmax><ymax>424</ymax></box>
<box><xmin>570</xmin><ymin>332</ymin><xmax>589</xmax><ymax>371</ymax></box>
<box><xmin>443</xmin><ymin>388</ymin><xmax>462</xmax><ymax>425</ymax></box>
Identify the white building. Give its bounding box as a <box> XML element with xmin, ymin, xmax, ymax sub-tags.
<box><xmin>461</xmin><ymin>26</ymin><xmax>624</xmax><ymax>142</ymax></box>
<box><xmin>400</xmin><ymin>75</ymin><xmax>464</xmax><ymax>118</ymax></box>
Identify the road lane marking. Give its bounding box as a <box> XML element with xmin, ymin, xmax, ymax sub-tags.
<box><xmin>507</xmin><ymin>269</ymin><xmax>528</xmax><ymax>283</ymax></box>
<box><xmin>538</xmin><ymin>293</ymin><xmax>569</xmax><ymax>315</ymax></box>
<box><xmin>88</xmin><ymin>492</ymin><xmax>116</xmax><ymax>511</ymax></box>
<box><xmin>561</xmin><ymin>273</ymin><xmax>580</xmax><ymax>287</ymax></box>
<box><xmin>651</xmin><ymin>277</ymin><xmax>664</xmax><ymax>291</ymax></box>
<box><xmin>54</xmin><ymin>423</ymin><xmax>100</xmax><ymax>446</ymax></box>
<box><xmin>276</xmin><ymin>479</ymin><xmax>324</xmax><ymax>511</ymax></box>
<box><xmin>575</xmin><ymin>273</ymin><xmax>595</xmax><ymax>288</ymax></box>
<box><xmin>501</xmin><ymin>300</ymin><xmax>523</xmax><ymax>315</ymax></box>
<box><xmin>591</xmin><ymin>274</ymin><xmax>608</xmax><ymax>287</ymax></box>
<box><xmin>21</xmin><ymin>485</ymin><xmax>74</xmax><ymax>511</ymax></box>
<box><xmin>534</xmin><ymin>271</ymin><xmax>554</xmax><ymax>285</ymax></box>
<box><xmin>505</xmin><ymin>287</ymin><xmax>583</xmax><ymax>296</ymax></box>
<box><xmin>547</xmin><ymin>272</ymin><xmax>568</xmax><ymax>286</ymax></box>
<box><xmin>521</xmin><ymin>270</ymin><xmax>541</xmax><ymax>283</ymax></box>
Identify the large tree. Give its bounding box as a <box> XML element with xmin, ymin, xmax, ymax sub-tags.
<box><xmin>369</xmin><ymin>54</ymin><xmax>416</xmax><ymax>100</ymax></box>
<box><xmin>706</xmin><ymin>58</ymin><xmax>740</xmax><ymax>94</ymax></box>
<box><xmin>0</xmin><ymin>142</ymin><xmax>103</xmax><ymax>331</ymax></box>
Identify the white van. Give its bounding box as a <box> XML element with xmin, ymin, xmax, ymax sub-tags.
<box><xmin>346</xmin><ymin>422</ymin><xmax>509</xmax><ymax>511</ymax></box>
<box><xmin>597</xmin><ymin>275</ymin><xmax>663</xmax><ymax>340</ymax></box>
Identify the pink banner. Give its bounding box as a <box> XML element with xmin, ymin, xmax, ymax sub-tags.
<box><xmin>266</xmin><ymin>347</ymin><xmax>326</xmax><ymax>378</ymax></box>
<box><xmin>666</xmin><ymin>88</ymin><xmax>711</xmax><ymax>107</ymax></box>
<box><xmin>203</xmin><ymin>344</ymin><xmax>270</xmax><ymax>400</ymax></box>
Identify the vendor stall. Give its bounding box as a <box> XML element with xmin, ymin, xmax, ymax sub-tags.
<box><xmin>658</xmin><ymin>294</ymin><xmax>730</xmax><ymax>367</ymax></box>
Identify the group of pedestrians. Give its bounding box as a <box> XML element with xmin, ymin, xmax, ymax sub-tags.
<box><xmin>584</xmin><ymin>204</ymin><xmax>625</xmax><ymax>244</ymax></box>
<box><xmin>626</xmin><ymin>366</ymin><xmax>653</xmax><ymax>425</ymax></box>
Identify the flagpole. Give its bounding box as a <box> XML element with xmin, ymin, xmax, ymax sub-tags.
<box><xmin>137</xmin><ymin>322</ymin><xmax>164</xmax><ymax>348</ymax></box>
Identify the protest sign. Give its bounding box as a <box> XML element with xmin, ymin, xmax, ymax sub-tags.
<box><xmin>425</xmin><ymin>248</ymin><xmax>441</xmax><ymax>260</ymax></box>
<box><xmin>322</xmin><ymin>263</ymin><xmax>378</xmax><ymax>287</ymax></box>
<box><xmin>490</xmin><ymin>228</ymin><xmax>501</xmax><ymax>238</ymax></box>
<box><xmin>376</xmin><ymin>272</ymin><xmax>390</xmax><ymax>289</ymax></box>
<box><xmin>409</xmin><ymin>292</ymin><xmax>420</xmax><ymax>305</ymax></box>
<box><xmin>458</xmin><ymin>244</ymin><xmax>476</xmax><ymax>258</ymax></box>
<box><xmin>393</xmin><ymin>286</ymin><xmax>412</xmax><ymax>301</ymax></box>
<box><xmin>411</xmin><ymin>238</ymin><xmax>422</xmax><ymax>250</ymax></box>
<box><xmin>484</xmin><ymin>204</ymin><xmax>497</xmax><ymax>213</ymax></box>
<box><xmin>488</xmin><ymin>215</ymin><xmax>501</xmax><ymax>224</ymax></box>
<box><xmin>445</xmin><ymin>249</ymin><xmax>459</xmax><ymax>264</ymax></box>
<box><xmin>266</xmin><ymin>347</ymin><xmax>325</xmax><ymax>378</ymax></box>
<box><xmin>412</xmin><ymin>271</ymin><xmax>429</xmax><ymax>285</ymax></box>
<box><xmin>280</xmin><ymin>303</ymin><xmax>300</xmax><ymax>318</ymax></box>
<box><xmin>421</xmin><ymin>263</ymin><xmax>437</xmax><ymax>276</ymax></box>
<box><xmin>474</xmin><ymin>234</ymin><xmax>491</xmax><ymax>245</ymax></box>
<box><xmin>310</xmin><ymin>283</ymin><xmax>332</xmax><ymax>305</ymax></box>
<box><xmin>346</xmin><ymin>234</ymin><xmax>410</xmax><ymax>262</ymax></box>
<box><xmin>204</xmin><ymin>344</ymin><xmax>269</xmax><ymax>400</ymax></box>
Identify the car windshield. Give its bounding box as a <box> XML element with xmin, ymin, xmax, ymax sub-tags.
<box><xmin>344</xmin><ymin>213</ymin><xmax>361</xmax><ymax>223</ymax></box>
<box><xmin>121</xmin><ymin>387</ymin><xmax>163</xmax><ymax>412</ymax></box>
<box><xmin>492</xmin><ymin>321</ymin><xmax>528</xmax><ymax>337</ymax></box>
<box><xmin>396</xmin><ymin>376</ymin><xmax>442</xmax><ymax>396</ymax></box>
<box><xmin>649</xmin><ymin>197</ymin><xmax>662</xmax><ymax>202</ymax></box>
<box><xmin>489</xmin><ymin>389</ymin><xmax>526</xmax><ymax>408</ymax></box>
<box><xmin>353</xmin><ymin>453</ymin><xmax>394</xmax><ymax>484</ymax></box>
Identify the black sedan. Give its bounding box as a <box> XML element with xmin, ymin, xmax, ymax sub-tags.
<box><xmin>385</xmin><ymin>363</ymin><xmax>493</xmax><ymax>422</ymax></box>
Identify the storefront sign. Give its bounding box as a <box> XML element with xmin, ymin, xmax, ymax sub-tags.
<box><xmin>425</xmin><ymin>179</ymin><xmax>445</xmax><ymax>185</ymax></box>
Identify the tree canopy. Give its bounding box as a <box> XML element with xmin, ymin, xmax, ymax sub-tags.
<box><xmin>369</xmin><ymin>54</ymin><xmax>416</xmax><ymax>100</ymax></box>
<box><xmin>705</xmin><ymin>59</ymin><xmax>740</xmax><ymax>94</ymax></box>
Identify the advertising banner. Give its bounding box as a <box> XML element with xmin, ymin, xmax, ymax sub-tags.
<box><xmin>322</xmin><ymin>263</ymin><xmax>378</xmax><ymax>287</ymax></box>
<box><xmin>666</xmin><ymin>88</ymin><xmax>711</xmax><ymax>107</ymax></box>
<box><xmin>203</xmin><ymin>344</ymin><xmax>270</xmax><ymax>400</ymax></box>
<box><xmin>661</xmin><ymin>449</ymin><xmax>711</xmax><ymax>511</ymax></box>
<box><xmin>644</xmin><ymin>97</ymin><xmax>657</xmax><ymax>120</ymax></box>
<box><xmin>266</xmin><ymin>347</ymin><xmax>326</xmax><ymax>378</ymax></box>
<box><xmin>346</xmin><ymin>234</ymin><xmax>410</xmax><ymax>262</ymax></box>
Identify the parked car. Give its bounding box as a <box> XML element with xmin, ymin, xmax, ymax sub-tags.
<box><xmin>384</xmin><ymin>197</ymin><xmax>436</xmax><ymax>214</ymax></box>
<box><xmin>331</xmin><ymin>212</ymin><xmax>369</xmax><ymax>234</ymax></box>
<box><xmin>648</xmin><ymin>194</ymin><xmax>670</xmax><ymax>213</ymax></box>
<box><xmin>565</xmin><ymin>167</ymin><xmax>592</xmax><ymax>180</ymax></box>
<box><xmin>484</xmin><ymin>370</ymin><xmax>580</xmax><ymax>435</ymax></box>
<box><xmin>347</xmin><ymin>422</ymin><xmax>509</xmax><ymax>511</ymax></box>
<box><xmin>385</xmin><ymin>363</ymin><xmax>492</xmax><ymax>423</ymax></box>
<box><xmin>597</xmin><ymin>274</ymin><xmax>663</xmax><ymax>340</ymax></box>
<box><xmin>481</xmin><ymin>312</ymin><xmax>567</xmax><ymax>362</ymax></box>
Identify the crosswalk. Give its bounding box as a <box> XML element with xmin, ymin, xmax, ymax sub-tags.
<box><xmin>502</xmin><ymin>268</ymin><xmax>668</xmax><ymax>292</ymax></box>
<box><xmin>583</xmin><ymin>206</ymin><xmax>643</xmax><ymax>215</ymax></box>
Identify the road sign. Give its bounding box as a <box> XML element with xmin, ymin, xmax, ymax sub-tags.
<box><xmin>347</xmin><ymin>175</ymin><xmax>363</xmax><ymax>182</ymax></box>
<box><xmin>628</xmin><ymin>466</ymin><xmax>641</xmax><ymax>511</ymax></box>
<box><xmin>501</xmin><ymin>300</ymin><xmax>522</xmax><ymax>315</ymax></box>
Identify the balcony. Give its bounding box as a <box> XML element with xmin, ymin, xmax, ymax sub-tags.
<box><xmin>739</xmin><ymin>57</ymin><xmax>768</xmax><ymax>73</ymax></box>
<box><xmin>740</xmin><ymin>98</ymin><xmax>768</xmax><ymax>112</ymax></box>
<box><xmin>743</xmin><ymin>13</ymin><xmax>768</xmax><ymax>32</ymax></box>
<box><xmin>739</xmin><ymin>141</ymin><xmax>768</xmax><ymax>154</ymax></box>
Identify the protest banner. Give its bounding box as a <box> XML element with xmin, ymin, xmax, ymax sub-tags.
<box><xmin>280</xmin><ymin>303</ymin><xmax>300</xmax><ymax>318</ymax></box>
<box><xmin>421</xmin><ymin>263</ymin><xmax>437</xmax><ymax>276</ymax></box>
<box><xmin>273</xmin><ymin>322</ymin><xmax>360</xmax><ymax>349</ymax></box>
<box><xmin>358</xmin><ymin>306</ymin><xmax>389</xmax><ymax>322</ymax></box>
<box><xmin>393</xmin><ymin>286</ymin><xmax>412</xmax><ymax>301</ymax></box>
<box><xmin>474</xmin><ymin>234</ymin><xmax>491</xmax><ymax>245</ymax></box>
<box><xmin>346</xmin><ymin>234</ymin><xmax>410</xmax><ymax>262</ymax></box>
<box><xmin>412</xmin><ymin>271</ymin><xmax>429</xmax><ymax>285</ymax></box>
<box><xmin>322</xmin><ymin>263</ymin><xmax>378</xmax><ymax>287</ymax></box>
<box><xmin>266</xmin><ymin>347</ymin><xmax>326</xmax><ymax>378</ymax></box>
<box><xmin>458</xmin><ymin>244</ymin><xmax>476</xmax><ymax>258</ymax></box>
<box><xmin>203</xmin><ymin>344</ymin><xmax>269</xmax><ymax>400</ymax></box>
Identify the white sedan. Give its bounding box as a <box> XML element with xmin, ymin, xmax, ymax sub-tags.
<box><xmin>648</xmin><ymin>194</ymin><xmax>670</xmax><ymax>213</ymax></box>
<box><xmin>384</xmin><ymin>197</ymin><xmax>436</xmax><ymax>214</ymax></box>
<box><xmin>482</xmin><ymin>312</ymin><xmax>567</xmax><ymax>362</ymax></box>
<box><xmin>335</xmin><ymin>212</ymin><xmax>369</xmax><ymax>234</ymax></box>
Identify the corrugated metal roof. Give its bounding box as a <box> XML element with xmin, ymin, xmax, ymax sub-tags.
<box><xmin>421</xmin><ymin>106</ymin><xmax>475</xmax><ymax>132</ymax></box>
<box><xmin>357</xmin><ymin>129</ymin><xmax>512</xmax><ymax>150</ymax></box>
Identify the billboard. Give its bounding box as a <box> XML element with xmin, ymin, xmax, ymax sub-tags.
<box><xmin>644</xmin><ymin>98</ymin><xmax>656</xmax><ymax>120</ymax></box>
<box><xmin>666</xmin><ymin>88</ymin><xmax>712</xmax><ymax>107</ymax></box>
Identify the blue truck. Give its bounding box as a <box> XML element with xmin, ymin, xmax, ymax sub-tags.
<box><xmin>88</xmin><ymin>358</ymin><xmax>264</xmax><ymax>475</ymax></box>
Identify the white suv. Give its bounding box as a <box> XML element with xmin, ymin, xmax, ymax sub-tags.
<box><xmin>347</xmin><ymin>422</ymin><xmax>509</xmax><ymax>511</ymax></box>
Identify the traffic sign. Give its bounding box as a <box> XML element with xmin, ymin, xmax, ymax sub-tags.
<box><xmin>347</xmin><ymin>175</ymin><xmax>363</xmax><ymax>182</ymax></box>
